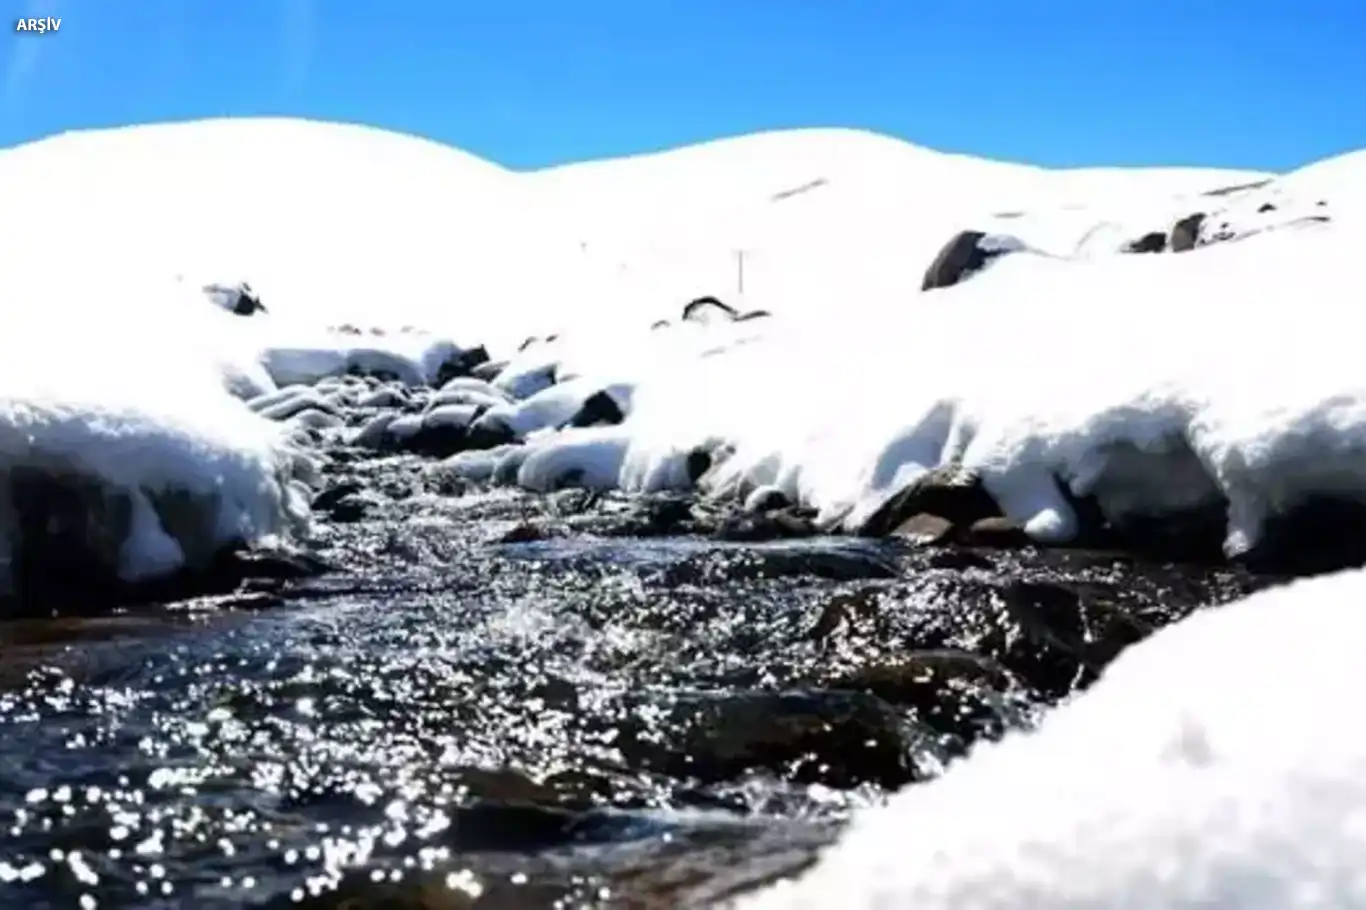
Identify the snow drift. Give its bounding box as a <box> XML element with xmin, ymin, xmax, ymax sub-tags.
<box><xmin>481</xmin><ymin>187</ymin><xmax>1365</xmax><ymax>559</ymax></box>
<box><xmin>738</xmin><ymin>566</ymin><xmax>1366</xmax><ymax>910</ymax></box>
<box><xmin>0</xmin><ymin>270</ymin><xmax>313</xmax><ymax>596</ymax></box>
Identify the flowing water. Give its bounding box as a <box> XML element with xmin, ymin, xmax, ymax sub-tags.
<box><xmin>0</xmin><ymin>447</ymin><xmax>1272</xmax><ymax>908</ymax></box>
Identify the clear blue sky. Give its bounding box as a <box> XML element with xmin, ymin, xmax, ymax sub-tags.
<box><xmin>2</xmin><ymin>0</ymin><xmax>1363</xmax><ymax>171</ymax></box>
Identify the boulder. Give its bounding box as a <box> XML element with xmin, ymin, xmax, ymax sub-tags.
<box><xmin>1122</xmin><ymin>231</ymin><xmax>1168</xmax><ymax>254</ymax></box>
<box><xmin>857</xmin><ymin>465</ymin><xmax>1001</xmax><ymax>538</ymax></box>
<box><xmin>1169</xmin><ymin>212</ymin><xmax>1206</xmax><ymax>252</ymax></box>
<box><xmin>921</xmin><ymin>230</ymin><xmax>1025</xmax><ymax>291</ymax></box>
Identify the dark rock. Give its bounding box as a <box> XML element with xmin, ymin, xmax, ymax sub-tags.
<box><xmin>1234</xmin><ymin>495</ymin><xmax>1366</xmax><ymax>577</ymax></box>
<box><xmin>833</xmin><ymin>648</ymin><xmax>1012</xmax><ymax>698</ymax></box>
<box><xmin>1123</xmin><ymin>231</ymin><xmax>1167</xmax><ymax>254</ymax></box>
<box><xmin>805</xmin><ymin>586</ymin><xmax>886</xmax><ymax>644</ymax></box>
<box><xmin>8</xmin><ymin>468</ymin><xmax>130</xmax><ymax>603</ymax></box>
<box><xmin>713</xmin><ymin>508</ymin><xmax>817</xmax><ymax>542</ymax></box>
<box><xmin>1170</xmin><ymin>212</ymin><xmax>1206</xmax><ymax>252</ymax></box>
<box><xmin>992</xmin><ymin>579</ymin><xmax>1154</xmax><ymax>693</ymax></box>
<box><xmin>311</xmin><ymin>481</ymin><xmax>366</xmax><ymax>512</ymax></box>
<box><xmin>620</xmin><ymin>689</ymin><xmax>933</xmax><ymax>789</ymax></box>
<box><xmin>857</xmin><ymin>466</ymin><xmax>1000</xmax><ymax>538</ymax></box>
<box><xmin>204</xmin><ymin>281</ymin><xmax>266</xmax><ymax>316</ymax></box>
<box><xmin>432</xmin><ymin>345</ymin><xmax>490</xmax><ymax>387</ymax></box>
<box><xmin>495</xmin><ymin>522</ymin><xmax>551</xmax><ymax>544</ymax></box>
<box><xmin>1257</xmin><ymin>202</ymin><xmax>1277</xmax><ymax>213</ymax></box>
<box><xmin>686</xmin><ymin>448</ymin><xmax>713</xmax><ymax>484</ymax></box>
<box><xmin>826</xmin><ymin>649</ymin><xmax>1019</xmax><ymax>747</ymax></box>
<box><xmin>566</xmin><ymin>390</ymin><xmax>626</xmax><ymax>428</ymax></box>
<box><xmin>735</xmin><ymin>309</ymin><xmax>772</xmax><ymax>322</ymax></box>
<box><xmin>921</xmin><ymin>230</ymin><xmax>1022</xmax><ymax>291</ymax></box>
<box><xmin>320</xmin><ymin>493</ymin><xmax>372</xmax><ymax>523</ymax></box>
<box><xmin>745</xmin><ymin>486</ymin><xmax>791</xmax><ymax>513</ymax></box>
<box><xmin>962</xmin><ymin>516</ymin><xmax>1032</xmax><ymax>548</ymax></box>
<box><xmin>681</xmin><ymin>296</ymin><xmax>739</xmax><ymax>323</ymax></box>
<box><xmin>923</xmin><ymin>549</ymin><xmax>995</xmax><ymax>571</ymax></box>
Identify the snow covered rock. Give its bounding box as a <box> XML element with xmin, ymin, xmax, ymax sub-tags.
<box><xmin>202</xmin><ymin>280</ymin><xmax>266</xmax><ymax>315</ymax></box>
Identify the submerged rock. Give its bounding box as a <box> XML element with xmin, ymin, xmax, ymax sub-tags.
<box><xmin>620</xmin><ymin>689</ymin><xmax>937</xmax><ymax>789</ymax></box>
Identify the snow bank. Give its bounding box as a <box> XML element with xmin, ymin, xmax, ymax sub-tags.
<box><xmin>740</xmin><ymin>566</ymin><xmax>1366</xmax><ymax>909</ymax></box>
<box><xmin>514</xmin><ymin>208</ymin><xmax>1364</xmax><ymax>556</ymax></box>
<box><xmin>0</xmin><ymin>270</ymin><xmax>311</xmax><ymax>597</ymax></box>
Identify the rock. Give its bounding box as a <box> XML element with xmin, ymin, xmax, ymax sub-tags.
<box><xmin>469</xmin><ymin>359</ymin><xmax>507</xmax><ymax>382</ymax></box>
<box><xmin>805</xmin><ymin>586</ymin><xmax>884</xmax><ymax>643</ymax></box>
<box><xmin>432</xmin><ymin>345</ymin><xmax>491</xmax><ymax>387</ymax></box>
<box><xmin>465</xmin><ymin>415</ymin><xmax>518</xmax><ymax>452</ymax></box>
<box><xmin>566</xmin><ymin>390</ymin><xmax>626</xmax><ymax>428</ymax></box>
<box><xmin>992</xmin><ymin>579</ymin><xmax>1154</xmax><ymax>693</ymax></box>
<box><xmin>962</xmin><ymin>515</ymin><xmax>1032</xmax><ymax>548</ymax></box>
<box><xmin>6</xmin><ymin>468</ymin><xmax>131</xmax><ymax>603</ymax></box>
<box><xmin>826</xmin><ymin>649</ymin><xmax>1020</xmax><ymax>748</ymax></box>
<box><xmin>495</xmin><ymin>521</ymin><xmax>551</xmax><ymax>544</ymax></box>
<box><xmin>1257</xmin><ymin>202</ymin><xmax>1277</xmax><ymax>213</ymax></box>
<box><xmin>493</xmin><ymin>362</ymin><xmax>557</xmax><ymax>400</ymax></box>
<box><xmin>351</xmin><ymin>412</ymin><xmax>400</xmax><ymax>449</ymax></box>
<box><xmin>203</xmin><ymin>281</ymin><xmax>266</xmax><ymax>316</ymax></box>
<box><xmin>735</xmin><ymin>309</ymin><xmax>772</xmax><ymax>322</ymax></box>
<box><xmin>400</xmin><ymin>405</ymin><xmax>485</xmax><ymax>458</ymax></box>
<box><xmin>713</xmin><ymin>508</ymin><xmax>817</xmax><ymax>542</ymax></box>
<box><xmin>1234</xmin><ymin>494</ymin><xmax>1366</xmax><ymax>577</ymax></box>
<box><xmin>857</xmin><ymin>465</ymin><xmax>1000</xmax><ymax>538</ymax></box>
<box><xmin>743</xmin><ymin>485</ymin><xmax>790</xmax><ymax>514</ymax></box>
<box><xmin>681</xmin><ymin>296</ymin><xmax>739</xmax><ymax>324</ymax></box>
<box><xmin>619</xmin><ymin>689</ymin><xmax>935</xmax><ymax>789</ymax></box>
<box><xmin>686</xmin><ymin>448</ymin><xmax>714</xmax><ymax>484</ymax></box>
<box><xmin>921</xmin><ymin>230</ymin><xmax>1024</xmax><ymax>291</ymax></box>
<box><xmin>256</xmin><ymin>389</ymin><xmax>342</xmax><ymax>423</ymax></box>
<box><xmin>354</xmin><ymin>387</ymin><xmax>408</xmax><ymax>409</ymax></box>
<box><xmin>665</xmin><ymin>539</ymin><xmax>898</xmax><ymax>584</ymax></box>
<box><xmin>1123</xmin><ymin>231</ymin><xmax>1167</xmax><ymax>254</ymax></box>
<box><xmin>890</xmin><ymin>513</ymin><xmax>956</xmax><ymax>545</ymax></box>
<box><xmin>287</xmin><ymin>408</ymin><xmax>345</xmax><ymax>432</ymax></box>
<box><xmin>651</xmin><ymin>318</ymin><xmax>671</xmax><ymax>330</ymax></box>
<box><xmin>1170</xmin><ymin>212</ymin><xmax>1206</xmax><ymax>252</ymax></box>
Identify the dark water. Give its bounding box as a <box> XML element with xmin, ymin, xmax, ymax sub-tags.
<box><xmin>0</xmin><ymin>450</ymin><xmax>1270</xmax><ymax>908</ymax></box>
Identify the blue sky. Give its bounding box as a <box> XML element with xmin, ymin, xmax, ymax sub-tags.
<box><xmin>2</xmin><ymin>0</ymin><xmax>1363</xmax><ymax>171</ymax></box>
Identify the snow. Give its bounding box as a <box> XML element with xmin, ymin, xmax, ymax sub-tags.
<box><xmin>0</xmin><ymin>117</ymin><xmax>1358</xmax><ymax>576</ymax></box>
<box><xmin>738</xmin><ymin>567</ymin><xmax>1366</xmax><ymax>910</ymax></box>
<box><xmin>0</xmin><ymin>270</ymin><xmax>312</xmax><ymax>594</ymax></box>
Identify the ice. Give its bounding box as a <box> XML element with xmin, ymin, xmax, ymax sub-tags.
<box><xmin>738</xmin><ymin>567</ymin><xmax>1366</xmax><ymax>910</ymax></box>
